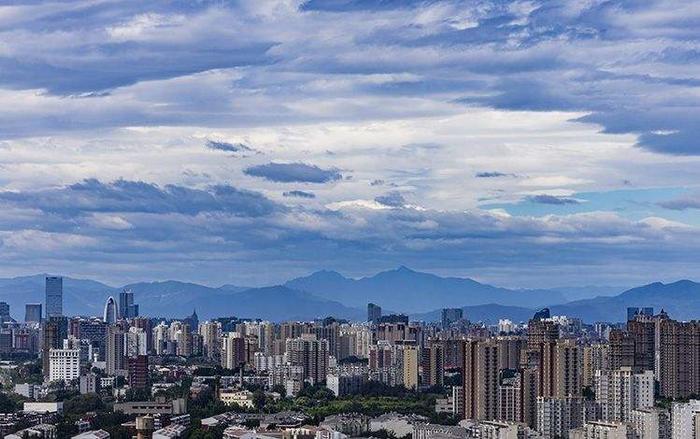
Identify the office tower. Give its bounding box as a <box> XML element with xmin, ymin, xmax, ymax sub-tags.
<box><xmin>595</xmin><ymin>367</ymin><xmax>654</xmax><ymax>422</ymax></box>
<box><xmin>441</xmin><ymin>308</ymin><xmax>463</xmax><ymax>329</ymax></box>
<box><xmin>221</xmin><ymin>332</ymin><xmax>246</xmax><ymax>370</ymax></box>
<box><xmin>671</xmin><ymin>400</ymin><xmax>700</xmax><ymax>439</ymax></box>
<box><xmin>583</xmin><ymin>344</ymin><xmax>610</xmax><ymax>387</ymax></box>
<box><xmin>532</xmin><ymin>308</ymin><xmax>551</xmax><ymax>322</ymax></box>
<box><xmin>79</xmin><ymin>318</ymin><xmax>107</xmax><ymax>361</ymax></box>
<box><xmin>463</xmin><ymin>339</ymin><xmax>500</xmax><ymax>420</ymax></box>
<box><xmin>128</xmin><ymin>355</ymin><xmax>149</xmax><ymax>390</ymax></box>
<box><xmin>630</xmin><ymin>408</ymin><xmax>671</xmax><ymax>439</ymax></box>
<box><xmin>368</xmin><ymin>303</ymin><xmax>382</xmax><ymax>323</ymax></box>
<box><xmin>119</xmin><ymin>289</ymin><xmax>139</xmax><ymax>319</ymax></box>
<box><xmin>25</xmin><ymin>304</ymin><xmax>42</xmax><ymax>323</ymax></box>
<box><xmin>540</xmin><ymin>338</ymin><xmax>582</xmax><ymax>398</ymax></box>
<box><xmin>659</xmin><ymin>320</ymin><xmax>700</xmax><ymax>399</ymax></box>
<box><xmin>536</xmin><ymin>396</ymin><xmax>588</xmax><ymax>439</ymax></box>
<box><xmin>627</xmin><ymin>307</ymin><xmax>654</xmax><ymax>322</ymax></box>
<box><xmin>106</xmin><ymin>325</ymin><xmax>126</xmax><ymax>376</ymax></box>
<box><xmin>48</xmin><ymin>348</ymin><xmax>80</xmax><ymax>382</ymax></box>
<box><xmin>184</xmin><ymin>310</ymin><xmax>199</xmax><ymax>333</ymax></box>
<box><xmin>103</xmin><ymin>296</ymin><xmax>118</xmax><ymax>324</ymax></box>
<box><xmin>286</xmin><ymin>334</ymin><xmax>329</xmax><ymax>385</ymax></box>
<box><xmin>0</xmin><ymin>302</ymin><xmax>9</xmax><ymax>321</ymax></box>
<box><xmin>45</xmin><ymin>276</ymin><xmax>63</xmax><ymax>318</ymax></box>
<box><xmin>41</xmin><ymin>316</ymin><xmax>67</xmax><ymax>378</ymax></box>
<box><xmin>402</xmin><ymin>345</ymin><xmax>419</xmax><ymax>390</ymax></box>
<box><xmin>570</xmin><ymin>421</ymin><xmax>630</xmax><ymax>439</ymax></box>
<box><xmin>0</xmin><ymin>330</ymin><xmax>11</xmax><ymax>353</ymax></box>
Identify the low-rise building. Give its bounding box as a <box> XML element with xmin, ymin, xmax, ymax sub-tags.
<box><xmin>219</xmin><ymin>389</ymin><xmax>255</xmax><ymax>408</ymax></box>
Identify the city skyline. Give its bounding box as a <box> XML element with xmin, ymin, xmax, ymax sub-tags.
<box><xmin>0</xmin><ymin>1</ymin><xmax>697</xmax><ymax>288</ymax></box>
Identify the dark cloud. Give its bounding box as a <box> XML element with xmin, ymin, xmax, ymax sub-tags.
<box><xmin>475</xmin><ymin>171</ymin><xmax>515</xmax><ymax>178</ymax></box>
<box><xmin>244</xmin><ymin>163</ymin><xmax>342</xmax><ymax>183</ymax></box>
<box><xmin>0</xmin><ymin>179</ymin><xmax>280</xmax><ymax>217</ymax></box>
<box><xmin>205</xmin><ymin>140</ymin><xmax>254</xmax><ymax>154</ymax></box>
<box><xmin>527</xmin><ymin>194</ymin><xmax>580</xmax><ymax>205</ymax></box>
<box><xmin>375</xmin><ymin>191</ymin><xmax>405</xmax><ymax>207</ymax></box>
<box><xmin>658</xmin><ymin>194</ymin><xmax>700</xmax><ymax>211</ymax></box>
<box><xmin>283</xmin><ymin>190</ymin><xmax>316</xmax><ymax>199</ymax></box>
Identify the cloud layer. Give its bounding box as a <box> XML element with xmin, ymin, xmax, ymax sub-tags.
<box><xmin>0</xmin><ymin>0</ymin><xmax>697</xmax><ymax>287</ymax></box>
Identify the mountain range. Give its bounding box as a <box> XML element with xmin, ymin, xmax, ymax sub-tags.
<box><xmin>0</xmin><ymin>268</ymin><xmax>696</xmax><ymax>323</ymax></box>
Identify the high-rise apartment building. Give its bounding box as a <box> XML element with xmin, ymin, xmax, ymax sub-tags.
<box><xmin>583</xmin><ymin>344</ymin><xmax>610</xmax><ymax>387</ymax></box>
<box><xmin>402</xmin><ymin>344</ymin><xmax>419</xmax><ymax>390</ymax></box>
<box><xmin>463</xmin><ymin>339</ymin><xmax>500</xmax><ymax>421</ymax></box>
<box><xmin>45</xmin><ymin>276</ymin><xmax>63</xmax><ymax>318</ymax></box>
<box><xmin>658</xmin><ymin>320</ymin><xmax>700</xmax><ymax>399</ymax></box>
<box><xmin>199</xmin><ymin>321</ymin><xmax>221</xmax><ymax>362</ymax></box>
<box><xmin>106</xmin><ymin>325</ymin><xmax>126</xmax><ymax>376</ymax></box>
<box><xmin>25</xmin><ymin>304</ymin><xmax>42</xmax><ymax>323</ymax></box>
<box><xmin>536</xmin><ymin>396</ymin><xmax>588</xmax><ymax>439</ymax></box>
<box><xmin>595</xmin><ymin>367</ymin><xmax>654</xmax><ymax>422</ymax></box>
<box><xmin>630</xmin><ymin>407</ymin><xmax>671</xmax><ymax>439</ymax></box>
<box><xmin>627</xmin><ymin>307</ymin><xmax>654</xmax><ymax>322</ymax></box>
<box><xmin>128</xmin><ymin>355</ymin><xmax>149</xmax><ymax>390</ymax></box>
<box><xmin>286</xmin><ymin>334</ymin><xmax>329</xmax><ymax>385</ymax></box>
<box><xmin>221</xmin><ymin>332</ymin><xmax>246</xmax><ymax>370</ymax></box>
<box><xmin>671</xmin><ymin>400</ymin><xmax>700</xmax><ymax>439</ymax></box>
<box><xmin>540</xmin><ymin>338</ymin><xmax>582</xmax><ymax>398</ymax></box>
<box><xmin>570</xmin><ymin>421</ymin><xmax>630</xmax><ymax>439</ymax></box>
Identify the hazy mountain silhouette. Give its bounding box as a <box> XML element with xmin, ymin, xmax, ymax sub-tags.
<box><xmin>0</xmin><ymin>272</ymin><xmax>693</xmax><ymax>323</ymax></box>
<box><xmin>550</xmin><ymin>280</ymin><xmax>700</xmax><ymax>322</ymax></box>
<box><xmin>285</xmin><ymin>266</ymin><xmax>567</xmax><ymax>313</ymax></box>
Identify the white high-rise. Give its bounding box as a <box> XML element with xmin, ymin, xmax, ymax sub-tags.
<box><xmin>49</xmin><ymin>348</ymin><xmax>80</xmax><ymax>382</ymax></box>
<box><xmin>595</xmin><ymin>367</ymin><xmax>654</xmax><ymax>422</ymax></box>
<box><xmin>671</xmin><ymin>400</ymin><xmax>700</xmax><ymax>439</ymax></box>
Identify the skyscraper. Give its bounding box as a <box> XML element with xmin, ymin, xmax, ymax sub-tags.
<box><xmin>103</xmin><ymin>297</ymin><xmax>118</xmax><ymax>324</ymax></box>
<box><xmin>119</xmin><ymin>289</ymin><xmax>139</xmax><ymax>319</ymax></box>
<box><xmin>25</xmin><ymin>304</ymin><xmax>42</xmax><ymax>323</ymax></box>
<box><xmin>45</xmin><ymin>276</ymin><xmax>63</xmax><ymax>318</ymax></box>
<box><xmin>0</xmin><ymin>302</ymin><xmax>10</xmax><ymax>321</ymax></box>
<box><xmin>441</xmin><ymin>308</ymin><xmax>464</xmax><ymax>328</ymax></box>
<box><xmin>368</xmin><ymin>303</ymin><xmax>382</xmax><ymax>323</ymax></box>
<box><xmin>106</xmin><ymin>325</ymin><xmax>126</xmax><ymax>376</ymax></box>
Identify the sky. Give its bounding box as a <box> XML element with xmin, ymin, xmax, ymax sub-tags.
<box><xmin>0</xmin><ymin>0</ymin><xmax>699</xmax><ymax>288</ymax></box>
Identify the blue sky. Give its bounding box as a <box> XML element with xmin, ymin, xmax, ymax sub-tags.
<box><xmin>0</xmin><ymin>0</ymin><xmax>698</xmax><ymax>288</ymax></box>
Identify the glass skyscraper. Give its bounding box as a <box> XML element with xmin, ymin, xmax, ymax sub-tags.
<box><xmin>45</xmin><ymin>276</ymin><xmax>63</xmax><ymax>318</ymax></box>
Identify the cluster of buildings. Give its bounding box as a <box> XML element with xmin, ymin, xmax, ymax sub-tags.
<box><xmin>4</xmin><ymin>278</ymin><xmax>700</xmax><ymax>439</ymax></box>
